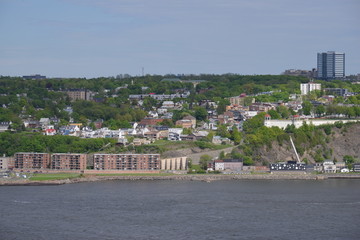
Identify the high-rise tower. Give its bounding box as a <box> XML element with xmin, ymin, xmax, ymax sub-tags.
<box><xmin>317</xmin><ymin>51</ymin><xmax>345</xmax><ymax>80</ymax></box>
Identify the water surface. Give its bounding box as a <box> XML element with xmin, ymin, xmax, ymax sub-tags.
<box><xmin>1</xmin><ymin>180</ymin><xmax>359</xmax><ymax>240</ymax></box>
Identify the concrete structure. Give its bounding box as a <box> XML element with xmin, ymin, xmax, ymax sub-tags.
<box><xmin>93</xmin><ymin>154</ymin><xmax>160</xmax><ymax>171</ymax></box>
<box><xmin>317</xmin><ymin>51</ymin><xmax>345</xmax><ymax>80</ymax></box>
<box><xmin>0</xmin><ymin>156</ymin><xmax>13</xmax><ymax>170</ymax></box>
<box><xmin>161</xmin><ymin>157</ymin><xmax>187</xmax><ymax>170</ymax></box>
<box><xmin>14</xmin><ymin>152</ymin><xmax>51</xmax><ymax>169</ymax></box>
<box><xmin>264</xmin><ymin>118</ymin><xmax>359</xmax><ymax>129</ymax></box>
<box><xmin>300</xmin><ymin>82</ymin><xmax>321</xmax><ymax>95</ymax></box>
<box><xmin>51</xmin><ymin>153</ymin><xmax>87</xmax><ymax>170</ymax></box>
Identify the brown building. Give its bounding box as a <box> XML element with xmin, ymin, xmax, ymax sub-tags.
<box><xmin>65</xmin><ymin>89</ymin><xmax>94</xmax><ymax>101</ymax></box>
<box><xmin>51</xmin><ymin>153</ymin><xmax>87</xmax><ymax>170</ymax></box>
<box><xmin>175</xmin><ymin>119</ymin><xmax>193</xmax><ymax>129</ymax></box>
<box><xmin>14</xmin><ymin>152</ymin><xmax>51</xmax><ymax>169</ymax></box>
<box><xmin>94</xmin><ymin>154</ymin><xmax>160</xmax><ymax>171</ymax></box>
<box><xmin>139</xmin><ymin>118</ymin><xmax>164</xmax><ymax>126</ymax></box>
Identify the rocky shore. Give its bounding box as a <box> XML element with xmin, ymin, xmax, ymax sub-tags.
<box><xmin>1</xmin><ymin>173</ymin><xmax>360</xmax><ymax>186</ymax></box>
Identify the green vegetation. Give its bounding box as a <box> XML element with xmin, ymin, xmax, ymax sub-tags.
<box><xmin>93</xmin><ymin>173</ymin><xmax>175</xmax><ymax>176</ymax></box>
<box><xmin>30</xmin><ymin>173</ymin><xmax>81</xmax><ymax>181</ymax></box>
<box><xmin>0</xmin><ymin>132</ymin><xmax>115</xmax><ymax>156</ymax></box>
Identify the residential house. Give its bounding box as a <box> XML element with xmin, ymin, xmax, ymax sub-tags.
<box><xmin>249</xmin><ymin>103</ymin><xmax>275</xmax><ymax>112</ymax></box>
<box><xmin>218</xmin><ymin>111</ymin><xmax>235</xmax><ymax>124</ymax></box>
<box><xmin>162</xmin><ymin>101</ymin><xmax>175</xmax><ymax>109</ymax></box>
<box><xmin>323</xmin><ymin>160</ymin><xmax>337</xmax><ymax>173</ymax></box>
<box><xmin>139</xmin><ymin>118</ymin><xmax>164</xmax><ymax>126</ymax></box>
<box><xmin>168</xmin><ymin>128</ymin><xmax>183</xmax><ymax>141</ymax></box>
<box><xmin>0</xmin><ymin>122</ymin><xmax>11</xmax><ymax>132</ymax></box>
<box><xmin>175</xmin><ymin>119</ymin><xmax>192</xmax><ymax>129</ymax></box>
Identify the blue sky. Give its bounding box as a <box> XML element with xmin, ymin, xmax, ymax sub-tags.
<box><xmin>0</xmin><ymin>0</ymin><xmax>359</xmax><ymax>78</ymax></box>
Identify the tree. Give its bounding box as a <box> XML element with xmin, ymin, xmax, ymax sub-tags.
<box><xmin>243</xmin><ymin>112</ymin><xmax>266</xmax><ymax>134</ymax></box>
<box><xmin>199</xmin><ymin>154</ymin><xmax>212</xmax><ymax>170</ymax></box>
<box><xmin>276</xmin><ymin>105</ymin><xmax>290</xmax><ymax>119</ymax></box>
<box><xmin>219</xmin><ymin>151</ymin><xmax>225</xmax><ymax>160</ymax></box>
<box><xmin>231</xmin><ymin>125</ymin><xmax>242</xmax><ymax>145</ymax></box>
<box><xmin>302</xmin><ymin>101</ymin><xmax>313</xmax><ymax>116</ymax></box>
<box><xmin>194</xmin><ymin>107</ymin><xmax>208</xmax><ymax>121</ymax></box>
<box><xmin>216</xmin><ymin>99</ymin><xmax>229</xmax><ymax>115</ymax></box>
<box><xmin>315</xmin><ymin>105</ymin><xmax>325</xmax><ymax>117</ymax></box>
<box><xmin>268</xmin><ymin>109</ymin><xmax>281</xmax><ymax>119</ymax></box>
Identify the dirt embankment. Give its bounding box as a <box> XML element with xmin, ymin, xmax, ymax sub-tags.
<box><xmin>254</xmin><ymin>124</ymin><xmax>360</xmax><ymax>164</ymax></box>
<box><xmin>162</xmin><ymin>146</ymin><xmax>235</xmax><ymax>164</ymax></box>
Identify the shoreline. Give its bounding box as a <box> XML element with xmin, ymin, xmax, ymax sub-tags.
<box><xmin>1</xmin><ymin>173</ymin><xmax>360</xmax><ymax>186</ymax></box>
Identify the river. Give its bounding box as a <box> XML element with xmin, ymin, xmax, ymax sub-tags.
<box><xmin>1</xmin><ymin>179</ymin><xmax>359</xmax><ymax>240</ymax></box>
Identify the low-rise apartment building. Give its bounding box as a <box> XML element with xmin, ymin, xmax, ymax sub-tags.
<box><xmin>93</xmin><ymin>154</ymin><xmax>160</xmax><ymax>171</ymax></box>
<box><xmin>14</xmin><ymin>152</ymin><xmax>51</xmax><ymax>169</ymax></box>
<box><xmin>51</xmin><ymin>153</ymin><xmax>87</xmax><ymax>170</ymax></box>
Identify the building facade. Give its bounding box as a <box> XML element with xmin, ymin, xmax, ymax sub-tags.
<box><xmin>93</xmin><ymin>154</ymin><xmax>160</xmax><ymax>170</ymax></box>
<box><xmin>317</xmin><ymin>51</ymin><xmax>345</xmax><ymax>80</ymax></box>
<box><xmin>14</xmin><ymin>152</ymin><xmax>51</xmax><ymax>169</ymax></box>
<box><xmin>161</xmin><ymin>157</ymin><xmax>187</xmax><ymax>170</ymax></box>
<box><xmin>51</xmin><ymin>153</ymin><xmax>87</xmax><ymax>170</ymax></box>
<box><xmin>0</xmin><ymin>156</ymin><xmax>14</xmax><ymax>170</ymax></box>
<box><xmin>300</xmin><ymin>82</ymin><xmax>321</xmax><ymax>95</ymax></box>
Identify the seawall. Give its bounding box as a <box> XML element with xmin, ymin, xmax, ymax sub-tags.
<box><xmin>2</xmin><ymin>173</ymin><xmax>360</xmax><ymax>186</ymax></box>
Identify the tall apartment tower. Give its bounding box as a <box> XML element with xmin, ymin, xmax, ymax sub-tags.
<box><xmin>317</xmin><ymin>51</ymin><xmax>345</xmax><ymax>80</ymax></box>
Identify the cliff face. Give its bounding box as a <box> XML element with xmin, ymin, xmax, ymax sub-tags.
<box><xmin>255</xmin><ymin>123</ymin><xmax>360</xmax><ymax>164</ymax></box>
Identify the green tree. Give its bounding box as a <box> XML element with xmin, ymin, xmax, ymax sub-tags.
<box><xmin>199</xmin><ymin>154</ymin><xmax>212</xmax><ymax>170</ymax></box>
<box><xmin>315</xmin><ymin>105</ymin><xmax>325</xmax><ymax>117</ymax></box>
<box><xmin>231</xmin><ymin>125</ymin><xmax>242</xmax><ymax>145</ymax></box>
<box><xmin>276</xmin><ymin>105</ymin><xmax>290</xmax><ymax>119</ymax></box>
<box><xmin>268</xmin><ymin>109</ymin><xmax>281</xmax><ymax>119</ymax></box>
<box><xmin>194</xmin><ymin>107</ymin><xmax>208</xmax><ymax>121</ymax></box>
<box><xmin>302</xmin><ymin>101</ymin><xmax>313</xmax><ymax>116</ymax></box>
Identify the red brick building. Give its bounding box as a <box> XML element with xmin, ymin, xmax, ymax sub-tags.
<box><xmin>94</xmin><ymin>154</ymin><xmax>160</xmax><ymax>171</ymax></box>
<box><xmin>14</xmin><ymin>152</ymin><xmax>51</xmax><ymax>169</ymax></box>
<box><xmin>51</xmin><ymin>153</ymin><xmax>87</xmax><ymax>170</ymax></box>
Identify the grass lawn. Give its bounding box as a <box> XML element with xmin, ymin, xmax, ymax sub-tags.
<box><xmin>30</xmin><ymin>173</ymin><xmax>81</xmax><ymax>181</ymax></box>
<box><xmin>93</xmin><ymin>173</ymin><xmax>175</xmax><ymax>176</ymax></box>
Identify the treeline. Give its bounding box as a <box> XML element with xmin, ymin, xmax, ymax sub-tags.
<box><xmin>0</xmin><ymin>132</ymin><xmax>116</xmax><ymax>156</ymax></box>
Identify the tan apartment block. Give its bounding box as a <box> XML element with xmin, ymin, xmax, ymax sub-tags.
<box><xmin>94</xmin><ymin>154</ymin><xmax>160</xmax><ymax>171</ymax></box>
<box><xmin>161</xmin><ymin>157</ymin><xmax>187</xmax><ymax>170</ymax></box>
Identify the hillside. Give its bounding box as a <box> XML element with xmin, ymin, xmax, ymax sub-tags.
<box><xmin>254</xmin><ymin>123</ymin><xmax>360</xmax><ymax>164</ymax></box>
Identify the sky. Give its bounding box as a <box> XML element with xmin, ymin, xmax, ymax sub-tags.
<box><xmin>0</xmin><ymin>0</ymin><xmax>359</xmax><ymax>78</ymax></box>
